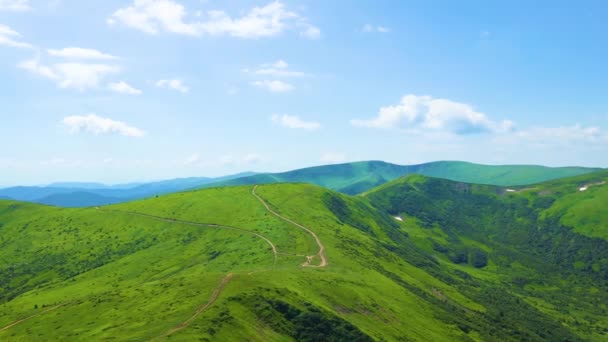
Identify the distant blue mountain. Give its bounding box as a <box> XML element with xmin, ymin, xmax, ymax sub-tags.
<box><xmin>46</xmin><ymin>182</ymin><xmax>143</xmax><ymax>190</ymax></box>
<box><xmin>0</xmin><ymin>172</ymin><xmax>256</xmax><ymax>207</ymax></box>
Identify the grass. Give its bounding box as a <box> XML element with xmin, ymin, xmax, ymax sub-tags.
<box><xmin>0</xmin><ymin>171</ymin><xmax>607</xmax><ymax>341</ymax></box>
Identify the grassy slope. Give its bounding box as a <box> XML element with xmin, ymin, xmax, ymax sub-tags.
<box><xmin>365</xmin><ymin>171</ymin><xmax>608</xmax><ymax>340</ymax></box>
<box><xmin>1</xmin><ymin>173</ymin><xmax>607</xmax><ymax>341</ymax></box>
<box><xmin>210</xmin><ymin>161</ymin><xmax>600</xmax><ymax>195</ymax></box>
<box><xmin>0</xmin><ymin>186</ymin><xmax>474</xmax><ymax>341</ymax></box>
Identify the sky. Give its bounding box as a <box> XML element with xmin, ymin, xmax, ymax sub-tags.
<box><xmin>1</xmin><ymin>0</ymin><xmax>607</xmax><ymax>186</ymax></box>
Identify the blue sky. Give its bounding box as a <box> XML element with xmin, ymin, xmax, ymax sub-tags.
<box><xmin>1</xmin><ymin>0</ymin><xmax>607</xmax><ymax>185</ymax></box>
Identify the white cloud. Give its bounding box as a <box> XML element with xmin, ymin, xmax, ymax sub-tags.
<box><xmin>252</xmin><ymin>79</ymin><xmax>293</xmax><ymax>93</ymax></box>
<box><xmin>271</xmin><ymin>114</ymin><xmax>320</xmax><ymax>130</ymax></box>
<box><xmin>362</xmin><ymin>24</ymin><xmax>390</xmax><ymax>33</ymax></box>
<box><xmin>155</xmin><ymin>79</ymin><xmax>189</xmax><ymax>93</ymax></box>
<box><xmin>320</xmin><ymin>152</ymin><xmax>346</xmax><ymax>164</ymax></box>
<box><xmin>0</xmin><ymin>24</ymin><xmax>32</xmax><ymax>48</ymax></box>
<box><xmin>109</xmin><ymin>81</ymin><xmax>142</xmax><ymax>95</ymax></box>
<box><xmin>245</xmin><ymin>60</ymin><xmax>307</xmax><ymax>78</ymax></box>
<box><xmin>18</xmin><ymin>58</ymin><xmax>120</xmax><ymax>90</ymax></box>
<box><xmin>108</xmin><ymin>0</ymin><xmax>320</xmax><ymax>39</ymax></box>
<box><xmin>108</xmin><ymin>0</ymin><xmax>198</xmax><ymax>35</ymax></box>
<box><xmin>48</xmin><ymin>47</ymin><xmax>118</xmax><ymax>60</ymax></box>
<box><xmin>63</xmin><ymin>114</ymin><xmax>145</xmax><ymax>137</ymax></box>
<box><xmin>0</xmin><ymin>0</ymin><xmax>30</xmax><ymax>11</ymax></box>
<box><xmin>351</xmin><ymin>94</ymin><xmax>508</xmax><ymax>135</ymax></box>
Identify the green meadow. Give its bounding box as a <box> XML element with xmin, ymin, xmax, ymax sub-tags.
<box><xmin>1</xmin><ymin>171</ymin><xmax>607</xmax><ymax>341</ymax></box>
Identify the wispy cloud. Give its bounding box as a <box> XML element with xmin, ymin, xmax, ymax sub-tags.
<box><xmin>0</xmin><ymin>0</ymin><xmax>30</xmax><ymax>11</ymax></box>
<box><xmin>362</xmin><ymin>24</ymin><xmax>390</xmax><ymax>33</ymax></box>
<box><xmin>503</xmin><ymin>125</ymin><xmax>606</xmax><ymax>145</ymax></box>
<box><xmin>244</xmin><ymin>60</ymin><xmax>308</xmax><ymax>78</ymax></box>
<box><xmin>63</xmin><ymin>114</ymin><xmax>145</xmax><ymax>137</ymax></box>
<box><xmin>155</xmin><ymin>79</ymin><xmax>189</xmax><ymax>93</ymax></box>
<box><xmin>108</xmin><ymin>0</ymin><xmax>320</xmax><ymax>39</ymax></box>
<box><xmin>48</xmin><ymin>47</ymin><xmax>118</xmax><ymax>60</ymax></box>
<box><xmin>0</xmin><ymin>24</ymin><xmax>32</xmax><ymax>48</ymax></box>
<box><xmin>271</xmin><ymin>114</ymin><xmax>320</xmax><ymax>130</ymax></box>
<box><xmin>109</xmin><ymin>81</ymin><xmax>142</xmax><ymax>95</ymax></box>
<box><xmin>252</xmin><ymin>80</ymin><xmax>293</xmax><ymax>93</ymax></box>
<box><xmin>18</xmin><ymin>58</ymin><xmax>119</xmax><ymax>90</ymax></box>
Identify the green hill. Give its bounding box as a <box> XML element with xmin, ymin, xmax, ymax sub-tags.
<box><xmin>209</xmin><ymin>160</ymin><xmax>601</xmax><ymax>195</ymax></box>
<box><xmin>1</xmin><ymin>172</ymin><xmax>607</xmax><ymax>340</ymax></box>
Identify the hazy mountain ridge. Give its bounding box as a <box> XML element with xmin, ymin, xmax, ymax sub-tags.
<box><xmin>1</xmin><ymin>161</ymin><xmax>599</xmax><ymax>208</ymax></box>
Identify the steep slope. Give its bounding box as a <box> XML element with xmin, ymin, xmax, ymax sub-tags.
<box><xmin>1</xmin><ymin>178</ymin><xmax>606</xmax><ymax>341</ymax></box>
<box><xmin>365</xmin><ymin>171</ymin><xmax>608</xmax><ymax>340</ymax></box>
<box><xmin>209</xmin><ymin>160</ymin><xmax>601</xmax><ymax>195</ymax></box>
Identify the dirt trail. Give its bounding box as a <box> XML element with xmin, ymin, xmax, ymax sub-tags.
<box><xmin>99</xmin><ymin>209</ymin><xmax>278</xmax><ymax>265</ymax></box>
<box><xmin>0</xmin><ymin>303</ymin><xmax>67</xmax><ymax>333</ymax></box>
<box><xmin>153</xmin><ymin>273</ymin><xmax>234</xmax><ymax>340</ymax></box>
<box><xmin>252</xmin><ymin>185</ymin><xmax>328</xmax><ymax>268</ymax></box>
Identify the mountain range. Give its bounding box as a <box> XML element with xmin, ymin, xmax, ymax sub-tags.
<box><xmin>0</xmin><ymin>161</ymin><xmax>600</xmax><ymax>207</ymax></box>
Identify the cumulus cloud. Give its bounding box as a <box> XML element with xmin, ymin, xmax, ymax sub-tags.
<box><xmin>108</xmin><ymin>0</ymin><xmax>320</xmax><ymax>39</ymax></box>
<box><xmin>362</xmin><ymin>24</ymin><xmax>390</xmax><ymax>33</ymax></box>
<box><xmin>252</xmin><ymin>79</ymin><xmax>293</xmax><ymax>93</ymax></box>
<box><xmin>63</xmin><ymin>114</ymin><xmax>145</xmax><ymax>137</ymax></box>
<box><xmin>0</xmin><ymin>0</ymin><xmax>30</xmax><ymax>11</ymax></box>
<box><xmin>18</xmin><ymin>58</ymin><xmax>119</xmax><ymax>90</ymax></box>
<box><xmin>351</xmin><ymin>94</ymin><xmax>511</xmax><ymax>135</ymax></box>
<box><xmin>0</xmin><ymin>24</ymin><xmax>32</xmax><ymax>48</ymax></box>
<box><xmin>109</xmin><ymin>81</ymin><xmax>142</xmax><ymax>95</ymax></box>
<box><xmin>272</xmin><ymin>114</ymin><xmax>320</xmax><ymax>130</ymax></box>
<box><xmin>320</xmin><ymin>152</ymin><xmax>346</xmax><ymax>164</ymax></box>
<box><xmin>155</xmin><ymin>79</ymin><xmax>189</xmax><ymax>93</ymax></box>
<box><xmin>244</xmin><ymin>60</ymin><xmax>307</xmax><ymax>78</ymax></box>
<box><xmin>48</xmin><ymin>47</ymin><xmax>118</xmax><ymax>60</ymax></box>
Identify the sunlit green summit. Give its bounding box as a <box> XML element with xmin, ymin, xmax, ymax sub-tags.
<box><xmin>1</xmin><ymin>167</ymin><xmax>607</xmax><ymax>341</ymax></box>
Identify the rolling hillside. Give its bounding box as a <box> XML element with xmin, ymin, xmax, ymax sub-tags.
<box><xmin>1</xmin><ymin>171</ymin><xmax>607</xmax><ymax>341</ymax></box>
<box><xmin>209</xmin><ymin>160</ymin><xmax>601</xmax><ymax>195</ymax></box>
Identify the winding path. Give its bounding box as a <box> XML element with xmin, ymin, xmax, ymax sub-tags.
<box><xmin>0</xmin><ymin>189</ymin><xmax>328</xmax><ymax>337</ymax></box>
<box><xmin>100</xmin><ymin>209</ymin><xmax>278</xmax><ymax>266</ymax></box>
<box><xmin>252</xmin><ymin>185</ymin><xmax>328</xmax><ymax>268</ymax></box>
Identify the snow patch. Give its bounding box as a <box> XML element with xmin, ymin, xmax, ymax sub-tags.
<box><xmin>506</xmin><ymin>189</ymin><xmax>516</xmax><ymax>192</ymax></box>
<box><xmin>579</xmin><ymin>186</ymin><xmax>588</xmax><ymax>192</ymax></box>
<box><xmin>394</xmin><ymin>216</ymin><xmax>403</xmax><ymax>221</ymax></box>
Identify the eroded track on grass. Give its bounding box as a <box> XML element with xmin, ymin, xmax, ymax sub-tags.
<box><xmin>100</xmin><ymin>209</ymin><xmax>278</xmax><ymax>265</ymax></box>
<box><xmin>152</xmin><ymin>273</ymin><xmax>234</xmax><ymax>340</ymax></box>
<box><xmin>0</xmin><ymin>303</ymin><xmax>68</xmax><ymax>334</ymax></box>
<box><xmin>252</xmin><ymin>185</ymin><xmax>328</xmax><ymax>268</ymax></box>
